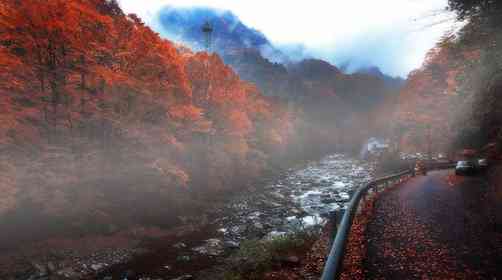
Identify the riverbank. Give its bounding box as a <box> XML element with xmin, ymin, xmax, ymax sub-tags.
<box><xmin>0</xmin><ymin>154</ymin><xmax>373</xmax><ymax>279</ymax></box>
<box><xmin>97</xmin><ymin>154</ymin><xmax>372</xmax><ymax>279</ymax></box>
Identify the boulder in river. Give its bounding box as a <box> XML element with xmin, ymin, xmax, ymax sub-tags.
<box><xmin>253</xmin><ymin>221</ymin><xmax>264</xmax><ymax>230</ymax></box>
<box><xmin>173</xmin><ymin>242</ymin><xmax>187</xmax><ymax>249</ymax></box>
<box><xmin>31</xmin><ymin>263</ymin><xmax>48</xmax><ymax>277</ymax></box>
<box><xmin>265</xmin><ymin>231</ymin><xmax>287</xmax><ymax>240</ymax></box>
<box><xmin>223</xmin><ymin>240</ymin><xmax>240</xmax><ymax>249</ymax></box>
<box><xmin>56</xmin><ymin>267</ymin><xmax>80</xmax><ymax>278</ymax></box>
<box><xmin>90</xmin><ymin>263</ymin><xmax>106</xmax><ymax>271</ymax></box>
<box><xmin>321</xmin><ymin>197</ymin><xmax>338</xmax><ymax>204</ymax></box>
<box><xmin>192</xmin><ymin>239</ymin><xmax>224</xmax><ymax>256</ymax></box>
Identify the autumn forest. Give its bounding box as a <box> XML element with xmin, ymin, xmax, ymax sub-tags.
<box><xmin>0</xmin><ymin>0</ymin><xmax>298</xmax><ymax>233</ymax></box>
<box><xmin>0</xmin><ymin>0</ymin><xmax>399</xmax><ymax>241</ymax></box>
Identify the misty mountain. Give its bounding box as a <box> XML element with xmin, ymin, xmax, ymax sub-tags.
<box><xmin>155</xmin><ymin>6</ymin><xmax>402</xmax><ymax>137</ymax></box>
<box><xmin>157</xmin><ymin>6</ymin><xmax>289</xmax><ymax>63</ymax></box>
<box><xmin>156</xmin><ymin>6</ymin><xmax>402</xmax><ymax>94</ymax></box>
<box><xmin>355</xmin><ymin>66</ymin><xmax>405</xmax><ymax>88</ymax></box>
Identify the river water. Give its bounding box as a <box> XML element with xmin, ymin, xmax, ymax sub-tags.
<box><xmin>217</xmin><ymin>154</ymin><xmax>373</xmax><ymax>241</ymax></box>
<box><xmin>96</xmin><ymin>154</ymin><xmax>373</xmax><ymax>279</ymax></box>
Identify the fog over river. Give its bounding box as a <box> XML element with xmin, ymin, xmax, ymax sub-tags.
<box><xmin>12</xmin><ymin>154</ymin><xmax>373</xmax><ymax>279</ymax></box>
<box><xmin>98</xmin><ymin>154</ymin><xmax>373</xmax><ymax>279</ymax></box>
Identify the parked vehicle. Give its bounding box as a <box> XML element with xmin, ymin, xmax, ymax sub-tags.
<box><xmin>477</xmin><ymin>158</ymin><xmax>489</xmax><ymax>170</ymax></box>
<box><xmin>455</xmin><ymin>160</ymin><xmax>476</xmax><ymax>175</ymax></box>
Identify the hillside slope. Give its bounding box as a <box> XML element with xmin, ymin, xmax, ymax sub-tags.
<box><xmin>0</xmin><ymin>0</ymin><xmax>300</xmax><ymax>245</ymax></box>
<box><xmin>155</xmin><ymin>6</ymin><xmax>404</xmax><ymax>146</ymax></box>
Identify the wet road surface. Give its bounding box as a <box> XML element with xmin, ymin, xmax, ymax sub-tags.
<box><xmin>365</xmin><ymin>170</ymin><xmax>502</xmax><ymax>279</ymax></box>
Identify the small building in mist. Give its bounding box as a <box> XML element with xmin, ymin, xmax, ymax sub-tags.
<box><xmin>360</xmin><ymin>137</ymin><xmax>390</xmax><ymax>160</ymax></box>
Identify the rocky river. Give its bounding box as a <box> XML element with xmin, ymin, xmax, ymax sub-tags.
<box><xmin>16</xmin><ymin>154</ymin><xmax>373</xmax><ymax>280</ymax></box>
<box><xmin>216</xmin><ymin>154</ymin><xmax>373</xmax><ymax>242</ymax></box>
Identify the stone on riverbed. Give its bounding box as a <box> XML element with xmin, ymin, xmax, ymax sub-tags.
<box><xmin>321</xmin><ymin>197</ymin><xmax>338</xmax><ymax>204</ymax></box>
<box><xmin>56</xmin><ymin>267</ymin><xmax>80</xmax><ymax>278</ymax></box>
<box><xmin>31</xmin><ymin>263</ymin><xmax>48</xmax><ymax>277</ymax></box>
<box><xmin>90</xmin><ymin>263</ymin><xmax>106</xmax><ymax>271</ymax></box>
<box><xmin>252</xmin><ymin>221</ymin><xmax>264</xmax><ymax>230</ymax></box>
<box><xmin>265</xmin><ymin>231</ymin><xmax>287</xmax><ymax>240</ymax></box>
<box><xmin>338</xmin><ymin>192</ymin><xmax>350</xmax><ymax>201</ymax></box>
<box><xmin>248</xmin><ymin>211</ymin><xmax>262</xmax><ymax>220</ymax></box>
<box><xmin>173</xmin><ymin>242</ymin><xmax>187</xmax><ymax>249</ymax></box>
<box><xmin>223</xmin><ymin>240</ymin><xmax>240</xmax><ymax>249</ymax></box>
<box><xmin>192</xmin><ymin>239</ymin><xmax>224</xmax><ymax>256</ymax></box>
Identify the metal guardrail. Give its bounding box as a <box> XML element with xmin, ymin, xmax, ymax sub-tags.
<box><xmin>320</xmin><ymin>163</ymin><xmax>456</xmax><ymax>280</ymax></box>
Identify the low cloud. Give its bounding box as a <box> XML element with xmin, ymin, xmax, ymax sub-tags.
<box><xmin>119</xmin><ymin>0</ymin><xmax>460</xmax><ymax>77</ymax></box>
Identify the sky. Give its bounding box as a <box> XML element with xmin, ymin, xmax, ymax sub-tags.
<box><xmin>118</xmin><ymin>0</ymin><xmax>462</xmax><ymax>77</ymax></box>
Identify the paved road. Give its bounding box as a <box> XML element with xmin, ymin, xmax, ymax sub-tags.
<box><xmin>365</xmin><ymin>170</ymin><xmax>502</xmax><ymax>279</ymax></box>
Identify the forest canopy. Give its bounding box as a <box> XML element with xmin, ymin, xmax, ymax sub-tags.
<box><xmin>0</xmin><ymin>0</ymin><xmax>307</xmax><ymax>232</ymax></box>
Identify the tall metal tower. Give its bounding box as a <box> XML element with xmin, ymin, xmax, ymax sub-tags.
<box><xmin>200</xmin><ymin>20</ymin><xmax>214</xmax><ymax>110</ymax></box>
<box><xmin>201</xmin><ymin>21</ymin><xmax>213</xmax><ymax>52</ymax></box>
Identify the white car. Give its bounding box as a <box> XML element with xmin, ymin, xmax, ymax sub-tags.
<box><xmin>455</xmin><ymin>161</ymin><xmax>476</xmax><ymax>175</ymax></box>
<box><xmin>477</xmin><ymin>158</ymin><xmax>489</xmax><ymax>170</ymax></box>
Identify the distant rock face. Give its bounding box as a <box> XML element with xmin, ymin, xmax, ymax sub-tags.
<box><xmin>156</xmin><ymin>6</ymin><xmax>288</xmax><ymax>63</ymax></box>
